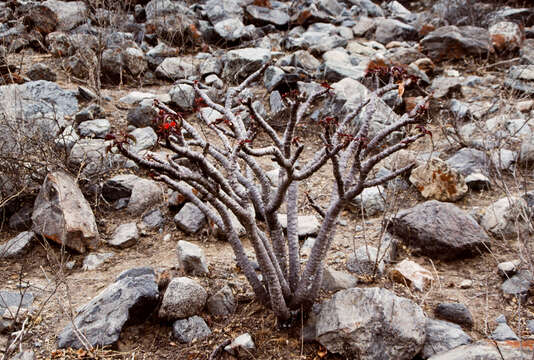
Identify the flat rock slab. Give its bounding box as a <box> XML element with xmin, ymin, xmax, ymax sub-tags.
<box><xmin>57</xmin><ymin>267</ymin><xmax>159</xmax><ymax>349</ymax></box>
<box><xmin>316</xmin><ymin>287</ymin><xmax>426</xmax><ymax>359</ymax></box>
<box><xmin>427</xmin><ymin>340</ymin><xmax>533</xmax><ymax>359</ymax></box>
<box><xmin>32</xmin><ymin>171</ymin><xmax>99</xmax><ymax>253</ymax></box>
<box><xmin>0</xmin><ymin>231</ymin><xmax>35</xmax><ymax>258</ymax></box>
<box><xmin>388</xmin><ymin>200</ymin><xmax>490</xmax><ymax>260</ymax></box>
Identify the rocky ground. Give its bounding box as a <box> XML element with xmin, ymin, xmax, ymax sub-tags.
<box><xmin>1</xmin><ymin>0</ymin><xmax>534</xmax><ymax>359</ymax></box>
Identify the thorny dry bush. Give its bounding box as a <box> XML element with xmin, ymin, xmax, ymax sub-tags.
<box><xmin>112</xmin><ymin>63</ymin><xmax>432</xmax><ymax>321</ymax></box>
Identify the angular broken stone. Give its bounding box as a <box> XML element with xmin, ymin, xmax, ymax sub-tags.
<box><xmin>109</xmin><ymin>222</ymin><xmax>139</xmax><ymax>249</ymax></box>
<box><xmin>177</xmin><ymin>240</ymin><xmax>209</xmax><ymax>276</ymax></box>
<box><xmin>0</xmin><ymin>231</ymin><xmax>35</xmax><ymax>258</ymax></box>
<box><xmin>225</xmin><ymin>333</ymin><xmax>256</xmax><ymax>358</ymax></box>
<box><xmin>32</xmin><ymin>171</ymin><xmax>99</xmax><ymax>253</ymax></box>
<box><xmin>57</xmin><ymin>267</ymin><xmax>159</xmax><ymax>349</ymax></box>
<box><xmin>174</xmin><ymin>203</ymin><xmax>206</xmax><ymax>234</ymax></box>
<box><xmin>172</xmin><ymin>316</ymin><xmax>211</xmax><ymax>343</ymax></box>
<box><xmin>316</xmin><ymin>287</ymin><xmax>425</xmax><ymax>359</ymax></box>
<box><xmin>390</xmin><ymin>259</ymin><xmax>433</xmax><ymax>291</ymax></box>
<box><xmin>207</xmin><ymin>285</ymin><xmax>236</xmax><ymax>317</ymax></box>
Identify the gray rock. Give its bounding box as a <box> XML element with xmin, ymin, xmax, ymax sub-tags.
<box><xmin>374</xmin><ymin>19</ymin><xmax>417</xmax><ymax>45</ymax></box>
<box><xmin>225</xmin><ymin>333</ymin><xmax>256</xmax><ymax>358</ymax></box>
<box><xmin>127</xmin><ymin>99</ymin><xmax>158</xmax><ymax>128</ymax></box>
<box><xmin>68</xmin><ymin>139</ymin><xmax>124</xmax><ymax>177</ymax></box>
<box><xmin>222</xmin><ymin>48</ymin><xmax>271</xmax><ymax>82</ymax></box>
<box><xmin>501</xmin><ymin>270</ymin><xmax>533</xmax><ymax>302</ymax></box>
<box><xmin>246</xmin><ymin>5</ymin><xmax>289</xmax><ymax>27</ymax></box>
<box><xmin>430</xmin><ymin>76</ymin><xmax>464</xmax><ymax>99</ymax></box>
<box><xmin>129</xmin><ymin>127</ymin><xmax>157</xmax><ymax>153</ymax></box>
<box><xmin>32</xmin><ymin>171</ymin><xmax>98</xmax><ymax>253</ymax></box>
<box><xmin>527</xmin><ymin>319</ymin><xmax>534</xmax><ymax>333</ymax></box>
<box><xmin>316</xmin><ymin>287</ymin><xmax>425</xmax><ymax>359</ymax></box>
<box><xmin>102</xmin><ymin>174</ymin><xmax>140</xmax><ymax>202</ymax></box>
<box><xmin>277</xmin><ymin>214</ymin><xmax>320</xmax><ymax>237</ymax></box>
<box><xmin>263</xmin><ymin>66</ymin><xmax>285</xmax><ymax>91</ymax></box>
<box><xmin>142</xmin><ymin>208</ymin><xmax>165</xmax><ymax>230</ymax></box>
<box><xmin>427</xmin><ymin>340</ymin><xmax>532</xmax><ymax>359</ymax></box>
<box><xmin>0</xmin><ymin>231</ymin><xmax>34</xmax><ymax>258</ymax></box>
<box><xmin>0</xmin><ymin>290</ymin><xmax>34</xmax><ymax>322</ymax></box>
<box><xmin>422</xmin><ymin>319</ymin><xmax>472</xmax><ymax>359</ymax></box>
<box><xmin>346</xmin><ymin>245</ymin><xmax>385</xmax><ymax>276</ymax></box>
<box><xmin>446</xmin><ymin>148</ymin><xmax>489</xmax><ymax>177</ymax></box>
<box><xmin>480</xmin><ymin>196</ymin><xmax>530</xmax><ymax>239</ymax></box>
<box><xmin>199</xmin><ymin>57</ymin><xmax>222</xmax><ymax>76</ymax></box>
<box><xmin>119</xmin><ymin>91</ymin><xmax>169</xmax><ymax>106</ymax></box>
<box><xmin>205</xmin><ymin>74</ymin><xmax>224</xmax><ymax>89</ymax></box>
<box><xmin>109</xmin><ymin>223</ymin><xmax>138</xmax><ymax>249</ymax></box>
<box><xmin>174</xmin><ymin>203</ymin><xmax>206</xmax><ymax>234</ymax></box>
<box><xmin>78</xmin><ymin>119</ymin><xmax>110</xmax><ymax>138</ymax></box>
<box><xmin>43</xmin><ymin>0</ymin><xmax>87</xmax><ymax>31</ymax></box>
<box><xmin>0</xmin><ymin>81</ymin><xmax>77</xmax><ymax>156</ymax></box>
<box><xmin>205</xmin><ymin>0</ymin><xmax>243</xmax><ymax>24</ymax></box>
<box><xmin>351</xmin><ymin>185</ymin><xmax>386</xmax><ymax>216</ymax></box>
<box><xmin>172</xmin><ymin>315</ymin><xmax>211</xmax><ymax>343</ymax></box>
<box><xmin>57</xmin><ymin>267</ymin><xmax>159</xmax><ymax>348</ymax></box>
<box><xmin>27</xmin><ymin>63</ymin><xmax>57</xmax><ymax>82</ymax></box>
<box><xmin>497</xmin><ymin>260</ymin><xmax>520</xmax><ymax>279</ymax></box>
<box><xmin>505</xmin><ymin>65</ymin><xmax>534</xmax><ymax>95</ymax></box>
<box><xmin>158</xmin><ymin>277</ymin><xmax>207</xmax><ymax>320</ymax></box>
<box><xmin>420</xmin><ymin>26</ymin><xmax>492</xmax><ymax>61</ymax></box>
<box><xmin>82</xmin><ymin>252</ymin><xmax>114</xmax><ymax>271</ymax></box>
<box><xmin>331</xmin><ymin>77</ymin><xmax>398</xmax><ymax>137</ymax></box>
<box><xmin>490</xmin><ymin>323</ymin><xmax>519</xmax><ymax>341</ymax></box>
<box><xmin>207</xmin><ymin>285</ymin><xmax>236</xmax><ymax>317</ymax></box>
<box><xmin>127</xmin><ymin>179</ymin><xmax>163</xmax><ymax>216</ymax></box>
<box><xmin>435</xmin><ymin>303</ymin><xmax>474</xmax><ymax>328</ymax></box>
<box><xmin>177</xmin><ymin>240</ymin><xmax>209</xmax><ymax>276</ymax></box>
<box><xmin>155</xmin><ymin>57</ymin><xmax>196</xmax><ymax>80</ymax></box>
<box><xmin>495</xmin><ymin>314</ymin><xmax>507</xmax><ymax>324</ymax></box>
<box><xmin>388</xmin><ymin>201</ymin><xmax>490</xmax><ymax>260</ymax></box>
<box><xmin>214</xmin><ymin>18</ymin><xmax>246</xmax><ymax>42</ymax></box>
<box><xmin>321</xmin><ymin>267</ymin><xmax>358</xmax><ymax>292</ymax></box>
<box><xmin>351</xmin><ymin>0</ymin><xmax>384</xmax><ymax>17</ymax></box>
<box><xmin>169</xmin><ymin>83</ymin><xmax>195</xmax><ymax>111</ymax></box>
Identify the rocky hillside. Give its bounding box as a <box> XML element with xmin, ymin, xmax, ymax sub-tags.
<box><xmin>1</xmin><ymin>0</ymin><xmax>534</xmax><ymax>359</ymax></box>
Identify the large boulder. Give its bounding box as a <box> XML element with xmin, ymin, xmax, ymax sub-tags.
<box><xmin>57</xmin><ymin>267</ymin><xmax>159</xmax><ymax>349</ymax></box>
<box><xmin>316</xmin><ymin>287</ymin><xmax>426</xmax><ymax>359</ymax></box>
<box><xmin>420</xmin><ymin>26</ymin><xmax>493</xmax><ymax>61</ymax></box>
<box><xmin>388</xmin><ymin>201</ymin><xmax>490</xmax><ymax>260</ymax></box>
<box><xmin>32</xmin><ymin>171</ymin><xmax>99</xmax><ymax>253</ymax></box>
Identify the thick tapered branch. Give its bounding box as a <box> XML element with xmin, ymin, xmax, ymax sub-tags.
<box><xmin>286</xmin><ymin>181</ymin><xmax>300</xmax><ymax>292</ymax></box>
